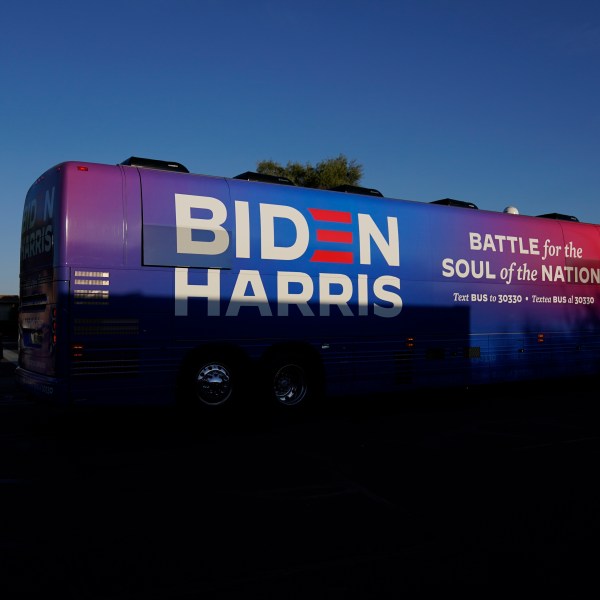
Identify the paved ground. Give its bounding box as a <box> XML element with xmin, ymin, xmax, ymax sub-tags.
<box><xmin>1</xmin><ymin>354</ymin><xmax>599</xmax><ymax>598</ymax></box>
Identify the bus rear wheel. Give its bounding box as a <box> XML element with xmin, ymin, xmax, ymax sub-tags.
<box><xmin>265</xmin><ymin>353</ymin><xmax>322</xmax><ymax>410</ymax></box>
<box><xmin>272</xmin><ymin>362</ymin><xmax>308</xmax><ymax>407</ymax></box>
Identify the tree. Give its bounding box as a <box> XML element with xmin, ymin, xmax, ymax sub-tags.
<box><xmin>256</xmin><ymin>154</ymin><xmax>363</xmax><ymax>189</ymax></box>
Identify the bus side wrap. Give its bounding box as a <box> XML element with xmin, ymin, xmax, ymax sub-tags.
<box><xmin>16</xmin><ymin>159</ymin><xmax>600</xmax><ymax>406</ymax></box>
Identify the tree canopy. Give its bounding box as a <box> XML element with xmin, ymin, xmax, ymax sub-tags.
<box><xmin>256</xmin><ymin>154</ymin><xmax>363</xmax><ymax>189</ymax></box>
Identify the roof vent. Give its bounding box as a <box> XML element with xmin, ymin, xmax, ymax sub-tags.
<box><xmin>537</xmin><ymin>212</ymin><xmax>579</xmax><ymax>222</ymax></box>
<box><xmin>233</xmin><ymin>171</ymin><xmax>295</xmax><ymax>186</ymax></box>
<box><xmin>431</xmin><ymin>198</ymin><xmax>478</xmax><ymax>209</ymax></box>
<box><xmin>329</xmin><ymin>184</ymin><xmax>383</xmax><ymax>197</ymax></box>
<box><xmin>120</xmin><ymin>157</ymin><xmax>189</xmax><ymax>173</ymax></box>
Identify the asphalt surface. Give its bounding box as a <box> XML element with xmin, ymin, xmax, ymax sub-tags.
<box><xmin>1</xmin><ymin>351</ymin><xmax>599</xmax><ymax>598</ymax></box>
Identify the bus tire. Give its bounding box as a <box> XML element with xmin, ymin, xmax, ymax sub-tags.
<box><xmin>180</xmin><ymin>351</ymin><xmax>239</xmax><ymax>411</ymax></box>
<box><xmin>265</xmin><ymin>353</ymin><xmax>322</xmax><ymax>411</ymax></box>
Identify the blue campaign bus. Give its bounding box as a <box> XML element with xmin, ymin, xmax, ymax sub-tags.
<box><xmin>16</xmin><ymin>157</ymin><xmax>600</xmax><ymax>410</ymax></box>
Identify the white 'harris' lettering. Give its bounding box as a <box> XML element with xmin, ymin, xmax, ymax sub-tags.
<box><xmin>175</xmin><ymin>268</ymin><xmax>402</xmax><ymax>318</ymax></box>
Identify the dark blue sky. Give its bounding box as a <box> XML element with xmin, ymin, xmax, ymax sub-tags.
<box><xmin>2</xmin><ymin>0</ymin><xmax>600</xmax><ymax>293</ymax></box>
